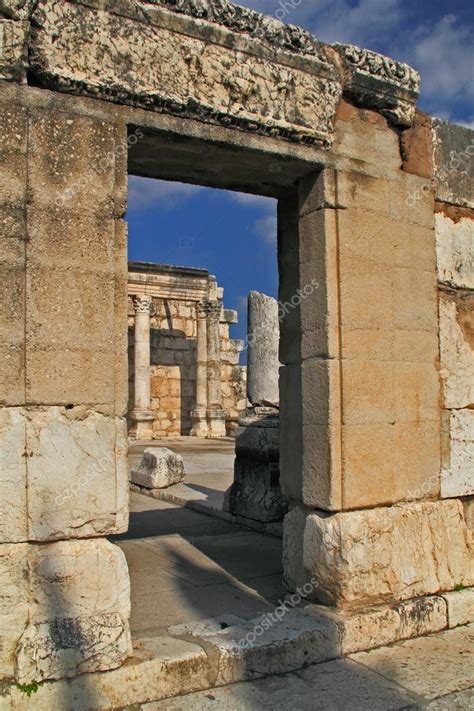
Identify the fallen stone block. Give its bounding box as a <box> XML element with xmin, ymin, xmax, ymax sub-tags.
<box><xmin>130</xmin><ymin>448</ymin><xmax>186</xmax><ymax>489</ymax></box>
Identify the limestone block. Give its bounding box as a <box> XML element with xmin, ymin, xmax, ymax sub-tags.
<box><xmin>0</xmin><ymin>539</ymin><xmax>131</xmax><ymax>683</ymax></box>
<box><xmin>283</xmin><ymin>500</ymin><xmax>474</xmax><ymax>608</ymax></box>
<box><xmin>435</xmin><ymin>213</ymin><xmax>474</xmax><ymax>288</ymax></box>
<box><xmin>432</xmin><ymin>119</ymin><xmax>474</xmax><ymax>209</ymax></box>
<box><xmin>441</xmin><ymin>589</ymin><xmax>474</xmax><ymax>628</ymax></box>
<box><xmin>130</xmin><ymin>447</ymin><xmax>186</xmax><ymax>489</ymax></box>
<box><xmin>25</xmin><ymin>407</ymin><xmax>128</xmax><ymax>541</ymax></box>
<box><xmin>30</xmin><ymin>1</ymin><xmax>342</xmax><ymax>146</ymax></box>
<box><xmin>0</xmin><ymin>543</ymin><xmax>29</xmax><ymax>679</ymax></box>
<box><xmin>313</xmin><ymin>595</ymin><xmax>447</xmax><ymax>655</ymax></box>
<box><xmin>441</xmin><ymin>409</ymin><xmax>474</xmax><ymax>498</ymax></box>
<box><xmin>200</xmin><ymin>608</ymin><xmax>340</xmax><ymax>686</ymax></box>
<box><xmin>439</xmin><ymin>292</ymin><xmax>474</xmax><ymax>409</ymax></box>
<box><xmin>27</xmin><ymin>107</ymin><xmax>118</xmax><ymax>216</ymax></box>
<box><xmin>0</xmin><ymin>407</ymin><xmax>27</xmax><ymax>542</ymax></box>
<box><xmin>0</xmin><ymin>102</ymin><xmax>27</xmax><ymax>208</ymax></box>
<box><xmin>17</xmin><ymin>539</ymin><xmax>131</xmax><ymax>683</ymax></box>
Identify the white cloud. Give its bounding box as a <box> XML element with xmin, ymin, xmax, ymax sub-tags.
<box><xmin>407</xmin><ymin>16</ymin><xmax>474</xmax><ymax>113</ymax></box>
<box><xmin>128</xmin><ymin>176</ymin><xmax>204</xmax><ymax>211</ymax></box>
<box><xmin>243</xmin><ymin>0</ymin><xmax>402</xmax><ymax>49</ymax></box>
<box><xmin>255</xmin><ymin>214</ymin><xmax>277</xmax><ymax>245</ymax></box>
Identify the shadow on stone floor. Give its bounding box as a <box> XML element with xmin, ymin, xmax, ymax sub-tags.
<box><xmin>111</xmin><ymin>493</ymin><xmax>285</xmax><ymax>636</ymax></box>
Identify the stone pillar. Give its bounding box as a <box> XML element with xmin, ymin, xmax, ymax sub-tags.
<box><xmin>0</xmin><ymin>91</ymin><xmax>131</xmax><ymax>684</ymax></box>
<box><xmin>247</xmin><ymin>291</ymin><xmax>280</xmax><ymax>408</ymax></box>
<box><xmin>225</xmin><ymin>291</ymin><xmax>288</xmax><ymax>525</ymax></box>
<box><xmin>205</xmin><ymin>298</ymin><xmax>227</xmax><ymax>438</ymax></box>
<box><xmin>190</xmin><ymin>301</ymin><xmax>209</xmax><ymax>437</ymax></box>
<box><xmin>280</xmin><ymin>166</ymin><xmax>472</xmax><ymax>608</ymax></box>
<box><xmin>130</xmin><ymin>294</ymin><xmax>154</xmax><ymax>440</ymax></box>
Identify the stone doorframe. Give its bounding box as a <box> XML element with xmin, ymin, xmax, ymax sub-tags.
<box><xmin>1</xmin><ymin>0</ymin><xmax>472</xmax><ymax>687</ymax></box>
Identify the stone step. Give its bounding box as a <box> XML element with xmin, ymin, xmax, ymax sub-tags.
<box><xmin>3</xmin><ymin>592</ymin><xmax>470</xmax><ymax>710</ymax></box>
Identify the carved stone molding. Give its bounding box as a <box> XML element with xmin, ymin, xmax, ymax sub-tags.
<box><xmin>145</xmin><ymin>0</ymin><xmax>328</xmax><ymax>61</ymax></box>
<box><xmin>197</xmin><ymin>299</ymin><xmax>222</xmax><ymax>320</ymax></box>
<box><xmin>3</xmin><ymin>0</ymin><xmax>420</xmax><ymax>141</ymax></box>
<box><xmin>334</xmin><ymin>43</ymin><xmax>420</xmax><ymax>127</ymax></box>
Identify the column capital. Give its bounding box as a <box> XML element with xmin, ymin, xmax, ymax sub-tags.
<box><xmin>196</xmin><ymin>299</ymin><xmax>222</xmax><ymax>320</ymax></box>
<box><xmin>204</xmin><ymin>299</ymin><xmax>222</xmax><ymax>320</ymax></box>
<box><xmin>133</xmin><ymin>294</ymin><xmax>154</xmax><ymax>314</ymax></box>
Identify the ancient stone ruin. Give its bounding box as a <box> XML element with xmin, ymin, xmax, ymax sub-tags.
<box><xmin>0</xmin><ymin>0</ymin><xmax>472</xmax><ymax>707</ymax></box>
<box><xmin>127</xmin><ymin>262</ymin><xmax>246</xmax><ymax>438</ymax></box>
<box><xmin>225</xmin><ymin>291</ymin><xmax>288</xmax><ymax>526</ymax></box>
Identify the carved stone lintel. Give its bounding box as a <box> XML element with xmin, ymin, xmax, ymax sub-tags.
<box><xmin>334</xmin><ymin>43</ymin><xmax>420</xmax><ymax>127</ymax></box>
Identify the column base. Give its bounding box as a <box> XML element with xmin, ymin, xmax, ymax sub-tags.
<box><xmin>283</xmin><ymin>498</ymin><xmax>474</xmax><ymax>609</ymax></box>
<box><xmin>206</xmin><ymin>409</ymin><xmax>227</xmax><ymax>438</ymax></box>
<box><xmin>129</xmin><ymin>410</ymin><xmax>155</xmax><ymax>441</ymax></box>
<box><xmin>224</xmin><ymin>409</ymin><xmax>288</xmax><ymax>523</ymax></box>
<box><xmin>190</xmin><ymin>408</ymin><xmax>209</xmax><ymax>438</ymax></box>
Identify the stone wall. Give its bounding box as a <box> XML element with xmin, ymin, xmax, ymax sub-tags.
<box><xmin>0</xmin><ymin>83</ymin><xmax>132</xmax><ymax>683</ymax></box>
<box><xmin>432</xmin><ymin>121</ymin><xmax>474</xmax><ymax>503</ymax></box>
<box><xmin>127</xmin><ymin>264</ymin><xmax>246</xmax><ymax>437</ymax></box>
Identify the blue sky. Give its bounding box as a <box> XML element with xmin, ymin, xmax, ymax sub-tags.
<box><xmin>128</xmin><ymin>0</ymin><xmax>473</xmax><ymax>344</ymax></box>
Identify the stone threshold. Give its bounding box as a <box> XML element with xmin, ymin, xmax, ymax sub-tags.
<box><xmin>129</xmin><ymin>483</ymin><xmax>283</xmax><ymax>537</ymax></box>
<box><xmin>1</xmin><ymin>589</ymin><xmax>471</xmax><ymax>710</ymax></box>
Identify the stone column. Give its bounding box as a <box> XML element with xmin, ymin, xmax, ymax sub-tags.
<box><xmin>190</xmin><ymin>301</ymin><xmax>209</xmax><ymax>437</ymax></box>
<box><xmin>130</xmin><ymin>294</ymin><xmax>154</xmax><ymax>440</ymax></box>
<box><xmin>225</xmin><ymin>291</ymin><xmax>288</xmax><ymax>526</ymax></box>
<box><xmin>247</xmin><ymin>291</ymin><xmax>280</xmax><ymax>408</ymax></box>
<box><xmin>205</xmin><ymin>299</ymin><xmax>227</xmax><ymax>438</ymax></box>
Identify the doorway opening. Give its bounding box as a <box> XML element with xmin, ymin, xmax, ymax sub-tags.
<box><xmin>115</xmin><ymin>170</ymin><xmax>287</xmax><ymax>638</ymax></box>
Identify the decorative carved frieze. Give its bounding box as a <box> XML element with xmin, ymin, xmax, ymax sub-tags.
<box><xmin>334</xmin><ymin>43</ymin><xmax>420</xmax><ymax>127</ymax></box>
<box><xmin>4</xmin><ymin>0</ymin><xmax>420</xmax><ymax>142</ymax></box>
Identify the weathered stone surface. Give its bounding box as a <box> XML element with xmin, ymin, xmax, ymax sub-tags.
<box><xmin>439</xmin><ymin>292</ymin><xmax>474</xmax><ymax>410</ymax></box>
<box><xmin>199</xmin><ymin>608</ymin><xmax>341</xmax><ymax>686</ymax></box>
<box><xmin>25</xmin><ymin>407</ymin><xmax>128</xmax><ymax>540</ymax></box>
<box><xmin>310</xmin><ymin>595</ymin><xmax>447</xmax><ymax>656</ymax></box>
<box><xmin>29</xmin><ymin>0</ymin><xmax>341</xmax><ymax>146</ymax></box>
<box><xmin>131</xmin><ymin>447</ymin><xmax>186</xmax><ymax>489</ymax></box>
<box><xmin>334</xmin><ymin>43</ymin><xmax>420</xmax><ymax>127</ymax></box>
<box><xmin>0</xmin><ymin>408</ymin><xmax>27</xmax><ymax>542</ymax></box>
<box><xmin>0</xmin><ymin>18</ymin><xmax>28</xmax><ymax>81</ymax></box>
<box><xmin>0</xmin><ymin>543</ymin><xmax>28</xmax><ymax>680</ymax></box>
<box><xmin>0</xmin><ymin>539</ymin><xmax>131</xmax><ymax>683</ymax></box>
<box><xmin>435</xmin><ymin>212</ymin><xmax>474</xmax><ymax>289</ymax></box>
<box><xmin>351</xmin><ymin>624</ymin><xmax>474</xmax><ymax>701</ymax></box>
<box><xmin>432</xmin><ymin>120</ymin><xmax>474</xmax><ymax>208</ymax></box>
<box><xmin>284</xmin><ymin>500</ymin><xmax>474</xmax><ymax>608</ymax></box>
<box><xmin>441</xmin><ymin>589</ymin><xmax>474</xmax><ymax>628</ymax></box>
<box><xmin>441</xmin><ymin>409</ymin><xmax>474</xmax><ymax>498</ymax></box>
<box><xmin>247</xmin><ymin>291</ymin><xmax>280</xmax><ymax>408</ymax></box>
<box><xmin>225</xmin><ymin>414</ymin><xmax>288</xmax><ymax>523</ymax></box>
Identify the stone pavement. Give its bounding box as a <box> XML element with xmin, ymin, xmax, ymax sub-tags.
<box><xmin>114</xmin><ymin>491</ymin><xmax>285</xmax><ymax>635</ymax></box>
<box><xmin>135</xmin><ymin>624</ymin><xmax>474</xmax><ymax>710</ymax></box>
<box><xmin>128</xmin><ymin>438</ymin><xmax>235</xmax><ymax>518</ymax></box>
